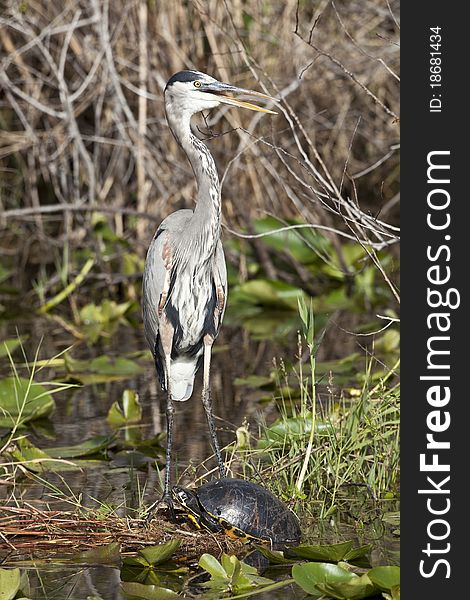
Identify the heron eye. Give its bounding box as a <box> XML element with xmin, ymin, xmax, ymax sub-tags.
<box><xmin>193</xmin><ymin>81</ymin><xmax>202</xmax><ymax>88</ymax></box>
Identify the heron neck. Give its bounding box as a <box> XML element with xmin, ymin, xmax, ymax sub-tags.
<box><xmin>167</xmin><ymin>111</ymin><xmax>221</xmax><ymax>258</ymax></box>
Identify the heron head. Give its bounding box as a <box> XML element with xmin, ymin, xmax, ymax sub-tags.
<box><xmin>164</xmin><ymin>70</ymin><xmax>277</xmax><ymax>119</ymax></box>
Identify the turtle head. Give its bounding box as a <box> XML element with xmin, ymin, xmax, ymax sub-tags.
<box><xmin>171</xmin><ymin>485</ymin><xmax>223</xmax><ymax>533</ymax></box>
<box><xmin>171</xmin><ymin>486</ymin><xmax>200</xmax><ymax>514</ymax></box>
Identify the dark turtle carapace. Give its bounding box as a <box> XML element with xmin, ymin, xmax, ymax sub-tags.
<box><xmin>172</xmin><ymin>478</ymin><xmax>301</xmax><ymax>545</ymax></box>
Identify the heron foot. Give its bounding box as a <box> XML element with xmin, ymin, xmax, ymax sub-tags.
<box><xmin>162</xmin><ymin>492</ymin><xmax>176</xmax><ymax>522</ymax></box>
<box><xmin>143</xmin><ymin>493</ymin><xmax>176</xmax><ymax>527</ymax></box>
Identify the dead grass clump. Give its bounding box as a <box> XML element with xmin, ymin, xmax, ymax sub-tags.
<box><xmin>0</xmin><ymin>504</ymin><xmax>245</xmax><ymax>562</ymax></box>
<box><xmin>1</xmin><ymin>0</ymin><xmax>399</xmax><ymax>282</ymax></box>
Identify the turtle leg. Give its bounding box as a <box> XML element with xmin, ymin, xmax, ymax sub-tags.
<box><xmin>202</xmin><ymin>338</ymin><xmax>226</xmax><ymax>478</ymax></box>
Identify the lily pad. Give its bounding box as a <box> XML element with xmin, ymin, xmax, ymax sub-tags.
<box><xmin>120</xmin><ymin>581</ymin><xmax>179</xmax><ymax>600</ymax></box>
<box><xmin>233</xmin><ymin>375</ymin><xmax>274</xmax><ymax>388</ymax></box>
<box><xmin>124</xmin><ymin>540</ymin><xmax>182</xmax><ymax>569</ymax></box>
<box><xmin>292</xmin><ymin>562</ymin><xmax>354</xmax><ymax>596</ymax></box>
<box><xmin>107</xmin><ymin>390</ymin><xmax>142</xmax><ymax>427</ymax></box>
<box><xmin>47</xmin><ymin>435</ymin><xmax>115</xmax><ymax>458</ymax></box>
<box><xmin>0</xmin><ymin>567</ymin><xmax>21</xmax><ymax>600</ymax></box>
<box><xmin>76</xmin><ymin>542</ymin><xmax>121</xmax><ymax>564</ymax></box>
<box><xmin>79</xmin><ymin>300</ymin><xmax>132</xmax><ymax>343</ymax></box>
<box><xmin>0</xmin><ymin>377</ymin><xmax>55</xmax><ymax>428</ymax></box>
<box><xmin>292</xmin><ymin>562</ymin><xmax>399</xmax><ymax>599</ymax></box>
<box><xmin>288</xmin><ymin>541</ymin><xmax>367</xmax><ymax>563</ymax></box>
<box><xmin>10</xmin><ymin>438</ymin><xmax>102</xmax><ymax>472</ymax></box>
<box><xmin>199</xmin><ymin>553</ymin><xmax>273</xmax><ymax>594</ymax></box>
<box><xmin>138</xmin><ymin>541</ymin><xmax>182</xmax><ymax>566</ymax></box>
<box><xmin>253</xmin><ymin>545</ymin><xmax>295</xmax><ymax>565</ymax></box>
<box><xmin>64</xmin><ymin>354</ymin><xmax>143</xmax><ymax>384</ymax></box>
<box><xmin>368</xmin><ymin>566</ymin><xmax>400</xmax><ymax>590</ymax></box>
<box><xmin>317</xmin><ymin>571</ymin><xmax>376</xmax><ymax>600</ymax></box>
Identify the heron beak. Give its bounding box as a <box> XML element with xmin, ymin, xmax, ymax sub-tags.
<box><xmin>204</xmin><ymin>81</ymin><xmax>277</xmax><ymax>115</ymax></box>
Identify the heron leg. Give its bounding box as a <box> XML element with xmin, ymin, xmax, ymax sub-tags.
<box><xmin>146</xmin><ymin>319</ymin><xmax>176</xmax><ymax>524</ymax></box>
<box><xmin>202</xmin><ymin>338</ymin><xmax>226</xmax><ymax>478</ymax></box>
<box><xmin>163</xmin><ymin>371</ymin><xmax>176</xmax><ymax>519</ymax></box>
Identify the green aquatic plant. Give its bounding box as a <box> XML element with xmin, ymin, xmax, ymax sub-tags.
<box><xmin>0</xmin><ymin>341</ymin><xmax>78</xmax><ymax>456</ymax></box>
<box><xmin>107</xmin><ymin>389</ymin><xmax>143</xmax><ymax>428</ymax></box>
<box><xmin>198</xmin><ymin>553</ymin><xmax>274</xmax><ymax>597</ymax></box>
<box><xmin>228</xmin><ymin>299</ymin><xmax>399</xmax><ymax>517</ymax></box>
<box><xmin>0</xmin><ymin>376</ymin><xmax>56</xmax><ymax>429</ymax></box>
<box><xmin>78</xmin><ymin>299</ymin><xmax>133</xmax><ymax>343</ymax></box>
<box><xmin>0</xmin><ymin>567</ymin><xmax>31</xmax><ymax>600</ymax></box>
<box><xmin>292</xmin><ymin>562</ymin><xmax>400</xmax><ymax>600</ymax></box>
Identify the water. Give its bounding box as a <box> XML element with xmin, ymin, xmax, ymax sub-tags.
<box><xmin>0</xmin><ymin>315</ymin><xmax>399</xmax><ymax>597</ymax></box>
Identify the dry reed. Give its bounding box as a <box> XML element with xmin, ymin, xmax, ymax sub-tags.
<box><xmin>0</xmin><ymin>0</ymin><xmax>400</xmax><ymax>270</ymax></box>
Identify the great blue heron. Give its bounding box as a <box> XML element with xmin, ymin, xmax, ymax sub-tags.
<box><xmin>143</xmin><ymin>70</ymin><xmax>276</xmax><ymax>514</ymax></box>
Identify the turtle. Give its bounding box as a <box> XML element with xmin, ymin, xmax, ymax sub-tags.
<box><xmin>172</xmin><ymin>478</ymin><xmax>301</xmax><ymax>545</ymax></box>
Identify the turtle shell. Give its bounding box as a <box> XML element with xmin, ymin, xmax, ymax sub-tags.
<box><xmin>195</xmin><ymin>478</ymin><xmax>301</xmax><ymax>545</ymax></box>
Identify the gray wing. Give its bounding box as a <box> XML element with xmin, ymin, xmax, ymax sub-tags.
<box><xmin>142</xmin><ymin>209</ymin><xmax>193</xmax><ymax>353</ymax></box>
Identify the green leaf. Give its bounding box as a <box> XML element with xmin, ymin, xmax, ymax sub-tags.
<box><xmin>138</xmin><ymin>540</ymin><xmax>182</xmax><ymax>566</ymax></box>
<box><xmin>198</xmin><ymin>554</ymin><xmax>228</xmax><ymax>579</ymax></box>
<box><xmin>120</xmin><ymin>581</ymin><xmax>179</xmax><ymax>599</ymax></box>
<box><xmin>0</xmin><ymin>377</ymin><xmax>55</xmax><ymax>428</ymax></box>
<box><xmin>0</xmin><ymin>568</ymin><xmax>21</xmax><ymax>600</ymax></box>
<box><xmin>288</xmin><ymin>541</ymin><xmax>355</xmax><ymax>562</ymax></box>
<box><xmin>253</xmin><ymin>216</ymin><xmax>331</xmax><ymax>265</ymax></box>
<box><xmin>318</xmin><ymin>572</ymin><xmax>376</xmax><ymax>600</ymax></box>
<box><xmin>47</xmin><ymin>435</ymin><xmax>114</xmax><ymax>458</ymax></box>
<box><xmin>221</xmin><ymin>553</ymin><xmax>240</xmax><ymax>579</ymax></box>
<box><xmin>368</xmin><ymin>566</ymin><xmax>400</xmax><ymax>591</ymax></box>
<box><xmin>343</xmin><ymin>544</ymin><xmax>372</xmax><ymax>564</ymax></box>
<box><xmin>238</xmin><ymin>561</ymin><xmax>273</xmax><ymax>588</ymax></box>
<box><xmin>0</xmin><ymin>337</ymin><xmax>27</xmax><ymax>359</ymax></box>
<box><xmin>233</xmin><ymin>279</ymin><xmax>305</xmax><ymax>311</ymax></box>
<box><xmin>79</xmin><ymin>300</ymin><xmax>132</xmax><ymax>343</ymax></box>
<box><xmin>297</xmin><ymin>296</ymin><xmax>314</xmax><ymax>349</ymax></box>
<box><xmin>233</xmin><ymin>375</ymin><xmax>273</xmax><ymax>388</ymax></box>
<box><xmin>258</xmin><ymin>416</ymin><xmax>333</xmax><ymax>450</ymax></box>
<box><xmin>229</xmin><ymin>310</ymin><xmax>300</xmax><ymax>340</ymax></box>
<box><xmin>121</xmin><ymin>389</ymin><xmax>142</xmax><ymax>422</ymax></box>
<box><xmin>254</xmin><ymin>545</ymin><xmax>295</xmax><ymax>565</ymax></box>
<box><xmin>9</xmin><ymin>438</ymin><xmax>99</xmax><ymax>472</ymax></box>
<box><xmin>107</xmin><ymin>389</ymin><xmax>142</xmax><ymax>427</ymax></box>
<box><xmin>122</xmin><ymin>556</ymin><xmax>151</xmax><ymax>569</ymax></box>
<box><xmin>10</xmin><ymin>438</ymin><xmax>61</xmax><ymax>472</ymax></box>
<box><xmin>76</xmin><ymin>542</ymin><xmax>121</xmax><ymax>564</ymax></box>
<box><xmin>292</xmin><ymin>562</ymin><xmax>355</xmax><ymax>595</ymax></box>
<box><xmin>64</xmin><ymin>354</ymin><xmax>143</xmax><ymax>384</ymax></box>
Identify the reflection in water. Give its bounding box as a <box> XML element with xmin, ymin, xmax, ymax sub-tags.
<box><xmin>1</xmin><ymin>320</ymin><xmax>287</xmax><ymax>505</ymax></box>
<box><xmin>19</xmin><ymin>563</ymin><xmax>306</xmax><ymax>599</ymax></box>
<box><xmin>0</xmin><ymin>319</ymin><xmax>294</xmax><ymax>542</ymax></box>
<box><xmin>19</xmin><ymin>566</ymin><xmax>122</xmax><ymax>599</ymax></box>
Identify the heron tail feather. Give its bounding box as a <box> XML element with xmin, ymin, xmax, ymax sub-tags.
<box><xmin>169</xmin><ymin>358</ymin><xmax>197</xmax><ymax>402</ymax></box>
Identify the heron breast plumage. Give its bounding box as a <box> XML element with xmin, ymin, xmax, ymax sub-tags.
<box><xmin>166</xmin><ymin>261</ymin><xmax>217</xmax><ymax>352</ymax></box>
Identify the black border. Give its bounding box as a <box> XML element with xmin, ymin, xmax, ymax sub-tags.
<box><xmin>402</xmin><ymin>4</ymin><xmax>466</xmax><ymax>595</ymax></box>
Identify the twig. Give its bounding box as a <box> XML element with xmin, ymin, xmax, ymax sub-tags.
<box><xmin>0</xmin><ymin>203</ymin><xmax>159</xmax><ymax>221</ymax></box>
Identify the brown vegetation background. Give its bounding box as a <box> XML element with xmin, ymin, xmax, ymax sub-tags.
<box><xmin>0</xmin><ymin>0</ymin><xmax>399</xmax><ymax>290</ymax></box>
